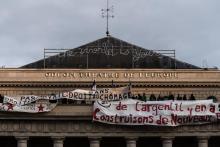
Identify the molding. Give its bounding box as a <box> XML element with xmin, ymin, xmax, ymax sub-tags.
<box><xmin>0</xmin><ymin>120</ymin><xmax>219</xmax><ymax>136</ymax></box>
<box><xmin>0</xmin><ymin>82</ymin><xmax>220</xmax><ymax>88</ymax></box>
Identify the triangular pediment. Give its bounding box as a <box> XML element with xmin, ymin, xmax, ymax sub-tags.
<box><xmin>21</xmin><ymin>36</ymin><xmax>200</xmax><ymax>69</ymax></box>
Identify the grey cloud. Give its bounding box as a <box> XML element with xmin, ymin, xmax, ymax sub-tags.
<box><xmin>0</xmin><ymin>0</ymin><xmax>219</xmax><ymax>68</ymax></box>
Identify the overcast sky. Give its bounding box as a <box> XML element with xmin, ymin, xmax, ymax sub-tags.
<box><xmin>0</xmin><ymin>0</ymin><xmax>219</xmax><ymax>68</ymax></box>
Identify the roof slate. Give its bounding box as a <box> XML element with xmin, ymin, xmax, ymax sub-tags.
<box><xmin>21</xmin><ymin>36</ymin><xmax>200</xmax><ymax>69</ymax></box>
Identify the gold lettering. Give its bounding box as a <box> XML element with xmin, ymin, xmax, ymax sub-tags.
<box><xmin>45</xmin><ymin>72</ymin><xmax>60</xmax><ymax>77</ymax></box>
<box><xmin>79</xmin><ymin>73</ymin><xmax>84</xmax><ymax>78</ymax></box>
<box><xmin>62</xmin><ymin>72</ymin><xmax>76</xmax><ymax>78</ymax></box>
<box><xmin>70</xmin><ymin>73</ymin><xmax>76</xmax><ymax>78</ymax></box>
<box><xmin>92</xmin><ymin>72</ymin><xmax>97</xmax><ymax>78</ymax></box>
<box><xmin>115</xmin><ymin>73</ymin><xmax>119</xmax><ymax>78</ymax></box>
<box><xmin>124</xmin><ymin>73</ymin><xmax>134</xmax><ymax>78</ymax></box>
<box><xmin>63</xmin><ymin>73</ymin><xmax>68</xmax><ymax>77</ymax></box>
<box><xmin>45</xmin><ymin>71</ymin><xmax>178</xmax><ymax>79</ymax></box>
<box><xmin>45</xmin><ymin>73</ymin><xmax>49</xmax><ymax>77</ymax></box>
<box><xmin>138</xmin><ymin>72</ymin><xmax>178</xmax><ymax>79</ymax></box>
<box><xmin>139</xmin><ymin>72</ymin><xmax>143</xmax><ymax>78</ymax></box>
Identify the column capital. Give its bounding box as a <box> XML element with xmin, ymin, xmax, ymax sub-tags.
<box><xmin>88</xmin><ymin>137</ymin><xmax>102</xmax><ymax>141</ymax></box>
<box><xmin>161</xmin><ymin>136</ymin><xmax>174</xmax><ymax>143</ymax></box>
<box><xmin>197</xmin><ymin>136</ymin><xmax>209</xmax><ymax>144</ymax></box>
<box><xmin>161</xmin><ymin>137</ymin><xmax>175</xmax><ymax>140</ymax></box>
<box><xmin>197</xmin><ymin>136</ymin><xmax>209</xmax><ymax>147</ymax></box>
<box><xmin>126</xmin><ymin>137</ymin><xmax>137</xmax><ymax>147</ymax></box>
<box><xmin>15</xmin><ymin>136</ymin><xmax>29</xmax><ymax>140</ymax></box>
<box><xmin>197</xmin><ymin>136</ymin><xmax>210</xmax><ymax>140</ymax></box>
<box><xmin>89</xmin><ymin>137</ymin><xmax>101</xmax><ymax>147</ymax></box>
<box><xmin>125</xmin><ymin>137</ymin><xmax>138</xmax><ymax>141</ymax></box>
<box><xmin>52</xmin><ymin>137</ymin><xmax>65</xmax><ymax>147</ymax></box>
<box><xmin>51</xmin><ymin>136</ymin><xmax>65</xmax><ymax>141</ymax></box>
<box><xmin>16</xmin><ymin>136</ymin><xmax>29</xmax><ymax>147</ymax></box>
<box><xmin>161</xmin><ymin>137</ymin><xmax>174</xmax><ymax>147</ymax></box>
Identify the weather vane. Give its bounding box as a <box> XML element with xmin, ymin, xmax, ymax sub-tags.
<box><xmin>101</xmin><ymin>0</ymin><xmax>114</xmax><ymax>36</ymax></box>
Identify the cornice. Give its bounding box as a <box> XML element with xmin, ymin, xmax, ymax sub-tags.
<box><xmin>0</xmin><ymin>82</ymin><xmax>219</xmax><ymax>88</ymax></box>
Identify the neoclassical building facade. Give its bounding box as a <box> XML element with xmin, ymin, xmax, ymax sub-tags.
<box><xmin>0</xmin><ymin>36</ymin><xmax>219</xmax><ymax>147</ymax></box>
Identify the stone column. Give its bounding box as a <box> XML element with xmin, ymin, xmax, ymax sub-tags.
<box><xmin>198</xmin><ymin>136</ymin><xmax>209</xmax><ymax>147</ymax></box>
<box><xmin>126</xmin><ymin>137</ymin><xmax>137</xmax><ymax>147</ymax></box>
<box><xmin>52</xmin><ymin>137</ymin><xmax>65</xmax><ymax>147</ymax></box>
<box><xmin>89</xmin><ymin>137</ymin><xmax>101</xmax><ymax>147</ymax></box>
<box><xmin>161</xmin><ymin>137</ymin><xmax>174</xmax><ymax>147</ymax></box>
<box><xmin>16</xmin><ymin>137</ymin><xmax>29</xmax><ymax>147</ymax></box>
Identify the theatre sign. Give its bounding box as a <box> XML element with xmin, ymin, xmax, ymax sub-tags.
<box><xmin>0</xmin><ymin>69</ymin><xmax>220</xmax><ymax>82</ymax></box>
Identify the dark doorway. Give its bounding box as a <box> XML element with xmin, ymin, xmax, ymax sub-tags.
<box><xmin>173</xmin><ymin>137</ymin><xmax>197</xmax><ymax>147</ymax></box>
<box><xmin>101</xmin><ymin>137</ymin><xmax>126</xmax><ymax>147</ymax></box>
<box><xmin>209</xmin><ymin>137</ymin><xmax>220</xmax><ymax>147</ymax></box>
<box><xmin>0</xmin><ymin>137</ymin><xmax>16</xmax><ymax>147</ymax></box>
<box><xmin>64</xmin><ymin>137</ymin><xmax>89</xmax><ymax>147</ymax></box>
<box><xmin>28</xmin><ymin>137</ymin><xmax>53</xmax><ymax>147</ymax></box>
<box><xmin>137</xmin><ymin>137</ymin><xmax>162</xmax><ymax>147</ymax></box>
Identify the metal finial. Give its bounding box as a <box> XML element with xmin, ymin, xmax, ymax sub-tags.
<box><xmin>101</xmin><ymin>0</ymin><xmax>114</xmax><ymax>36</ymax></box>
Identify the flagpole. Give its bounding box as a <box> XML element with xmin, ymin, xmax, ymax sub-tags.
<box><xmin>111</xmin><ymin>80</ymin><xmax>114</xmax><ymax>87</ymax></box>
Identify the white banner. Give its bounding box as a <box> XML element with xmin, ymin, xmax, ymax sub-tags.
<box><xmin>1</xmin><ymin>86</ymin><xmax>130</xmax><ymax>113</ymax></box>
<box><xmin>3</xmin><ymin>86</ymin><xmax>131</xmax><ymax>106</ymax></box>
<box><xmin>93</xmin><ymin>99</ymin><xmax>220</xmax><ymax>126</ymax></box>
<box><xmin>0</xmin><ymin>102</ymin><xmax>57</xmax><ymax>113</ymax></box>
<box><xmin>57</xmin><ymin>86</ymin><xmax>130</xmax><ymax>101</ymax></box>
